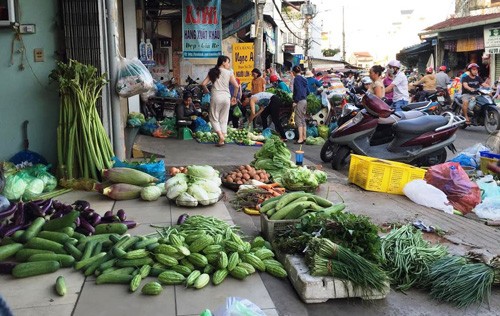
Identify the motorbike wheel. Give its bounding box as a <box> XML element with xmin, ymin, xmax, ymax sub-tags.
<box><xmin>320</xmin><ymin>141</ymin><xmax>337</xmax><ymax>162</ymax></box>
<box><xmin>331</xmin><ymin>146</ymin><xmax>351</xmax><ymax>171</ymax></box>
<box><xmin>424</xmin><ymin>148</ymin><xmax>447</xmax><ymax>166</ymax></box>
<box><xmin>485</xmin><ymin>109</ymin><xmax>500</xmax><ymax>134</ymax></box>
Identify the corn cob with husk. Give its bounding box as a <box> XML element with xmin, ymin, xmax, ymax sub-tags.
<box><xmin>102</xmin><ymin>168</ymin><xmax>159</xmax><ymax>185</ymax></box>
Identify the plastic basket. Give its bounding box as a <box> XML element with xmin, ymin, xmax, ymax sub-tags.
<box><xmin>479</xmin><ymin>151</ymin><xmax>500</xmax><ymax>175</ymax></box>
<box><xmin>348</xmin><ymin>154</ymin><xmax>426</xmax><ymax>195</ymax></box>
<box><xmin>260</xmin><ymin>213</ymin><xmax>299</xmax><ymax>241</ymax></box>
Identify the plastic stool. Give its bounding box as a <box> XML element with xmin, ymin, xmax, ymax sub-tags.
<box><xmin>178</xmin><ymin>127</ymin><xmax>193</xmax><ymax>140</ymax></box>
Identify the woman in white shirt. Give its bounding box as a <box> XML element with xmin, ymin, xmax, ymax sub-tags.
<box><xmin>201</xmin><ymin>56</ymin><xmax>239</xmax><ymax>147</ymax></box>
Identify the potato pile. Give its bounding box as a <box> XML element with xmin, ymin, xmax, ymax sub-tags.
<box><xmin>224</xmin><ymin>165</ymin><xmax>270</xmax><ymax>185</ymax></box>
<box><xmin>169</xmin><ymin>166</ymin><xmax>188</xmax><ymax>176</ymax></box>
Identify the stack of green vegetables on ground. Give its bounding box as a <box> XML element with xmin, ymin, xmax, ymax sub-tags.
<box><xmin>1</xmin><ymin>162</ymin><xmax>59</xmax><ymax>201</ymax></box>
<box><xmin>49</xmin><ymin>60</ymin><xmax>113</xmax><ymax>181</ymax></box>
<box><xmin>259</xmin><ymin>191</ymin><xmax>344</xmax><ymax>221</ymax></box>
<box><xmin>274</xmin><ymin>208</ymin><xmax>382</xmax><ymax>264</ymax></box>
<box><xmin>306</xmin><ymin>93</ymin><xmax>322</xmax><ymax>115</ymax></box>
<box><xmin>381</xmin><ymin>224</ymin><xmax>500</xmax><ymax>308</ymax></box>
<box><xmin>252</xmin><ymin>136</ymin><xmax>296</xmax><ymax>183</ymax></box>
<box><xmin>165</xmin><ymin>165</ymin><xmax>222</xmax><ymax>207</ymax></box>
<box><xmin>305</xmin><ymin>238</ymin><xmax>389</xmax><ymax>294</ymax></box>
<box><xmin>266</xmin><ymin>88</ymin><xmax>293</xmax><ymax>106</ymax></box>
<box><xmin>0</xmin><ymin>214</ymin><xmax>287</xmax><ymax>297</ymax></box>
<box><xmin>281</xmin><ymin>167</ymin><xmax>327</xmax><ymax>191</ymax></box>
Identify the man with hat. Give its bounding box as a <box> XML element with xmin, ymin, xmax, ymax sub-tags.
<box><xmin>436</xmin><ymin>65</ymin><xmax>451</xmax><ymax>105</ymax></box>
<box><xmin>305</xmin><ymin>70</ymin><xmax>322</xmax><ymax>95</ymax></box>
<box><xmin>384</xmin><ymin>59</ymin><xmax>409</xmax><ymax>111</ymax></box>
<box><xmin>461</xmin><ymin>63</ymin><xmax>489</xmax><ymax>125</ymax></box>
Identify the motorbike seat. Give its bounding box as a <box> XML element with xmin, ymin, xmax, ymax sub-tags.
<box><xmin>401</xmin><ymin>102</ymin><xmax>428</xmax><ymax>111</ymax></box>
<box><xmin>393</xmin><ymin>115</ymin><xmax>448</xmax><ymax>134</ymax></box>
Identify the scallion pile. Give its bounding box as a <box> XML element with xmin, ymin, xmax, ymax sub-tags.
<box><xmin>427</xmin><ymin>256</ymin><xmax>495</xmax><ymax>308</ymax></box>
<box><xmin>49</xmin><ymin>60</ymin><xmax>113</xmax><ymax>180</ymax></box>
<box><xmin>306</xmin><ymin>238</ymin><xmax>389</xmax><ymax>293</ymax></box>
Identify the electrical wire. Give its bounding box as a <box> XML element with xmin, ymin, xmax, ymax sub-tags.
<box><xmin>271</xmin><ymin>0</ymin><xmax>306</xmax><ymax>41</ymax></box>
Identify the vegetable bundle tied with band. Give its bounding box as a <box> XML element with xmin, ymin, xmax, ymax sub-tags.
<box><xmin>49</xmin><ymin>60</ymin><xmax>113</xmax><ymax>180</ymax></box>
<box><xmin>306</xmin><ymin>238</ymin><xmax>389</xmax><ymax>293</ymax></box>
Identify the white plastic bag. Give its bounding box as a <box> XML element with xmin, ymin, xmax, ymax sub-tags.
<box><xmin>116</xmin><ymin>57</ymin><xmax>154</xmax><ymax>98</ymax></box>
<box><xmin>214</xmin><ymin>297</ymin><xmax>265</xmax><ymax>316</ymax></box>
<box><xmin>403</xmin><ymin>180</ymin><xmax>454</xmax><ymax>214</ymax></box>
<box><xmin>474</xmin><ymin>197</ymin><xmax>500</xmax><ymax>220</ymax></box>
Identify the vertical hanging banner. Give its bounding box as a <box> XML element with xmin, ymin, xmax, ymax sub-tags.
<box><xmin>232</xmin><ymin>43</ymin><xmax>255</xmax><ymax>89</ymax></box>
<box><xmin>182</xmin><ymin>0</ymin><xmax>222</xmax><ymax>58</ymax></box>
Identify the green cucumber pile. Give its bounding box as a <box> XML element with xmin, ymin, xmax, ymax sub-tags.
<box><xmin>0</xmin><ymin>214</ymin><xmax>287</xmax><ymax>297</ymax></box>
<box><xmin>259</xmin><ymin>191</ymin><xmax>345</xmax><ymax>220</ymax></box>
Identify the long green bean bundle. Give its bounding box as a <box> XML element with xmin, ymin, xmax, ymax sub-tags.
<box><xmin>427</xmin><ymin>256</ymin><xmax>495</xmax><ymax>308</ymax></box>
<box><xmin>381</xmin><ymin>224</ymin><xmax>448</xmax><ymax>291</ymax></box>
<box><xmin>307</xmin><ymin>238</ymin><xmax>389</xmax><ymax>293</ymax></box>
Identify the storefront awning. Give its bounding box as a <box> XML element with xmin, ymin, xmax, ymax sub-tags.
<box><xmin>456</xmin><ymin>37</ymin><xmax>485</xmax><ymax>52</ymax></box>
<box><xmin>399</xmin><ymin>41</ymin><xmax>433</xmax><ymax>57</ymax></box>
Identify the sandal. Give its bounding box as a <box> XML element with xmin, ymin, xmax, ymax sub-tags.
<box><xmin>215</xmin><ymin>143</ymin><xmax>225</xmax><ymax>147</ymax></box>
<box><xmin>294</xmin><ymin>140</ymin><xmax>305</xmax><ymax>144</ymax></box>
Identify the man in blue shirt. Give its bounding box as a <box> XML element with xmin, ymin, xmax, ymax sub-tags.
<box><xmin>305</xmin><ymin>70</ymin><xmax>322</xmax><ymax>96</ymax></box>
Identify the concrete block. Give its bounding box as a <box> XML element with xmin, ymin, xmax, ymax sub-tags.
<box><xmin>284</xmin><ymin>254</ymin><xmax>389</xmax><ymax>303</ymax></box>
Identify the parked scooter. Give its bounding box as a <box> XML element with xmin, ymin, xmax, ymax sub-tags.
<box><xmin>322</xmin><ymin>93</ymin><xmax>465</xmax><ymax>170</ymax></box>
<box><xmin>451</xmin><ymin>87</ymin><xmax>500</xmax><ymax>133</ymax></box>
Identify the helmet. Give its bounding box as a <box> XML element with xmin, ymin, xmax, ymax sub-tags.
<box><xmin>316</xmin><ymin>72</ymin><xmax>323</xmax><ymax>76</ymax></box>
<box><xmin>439</xmin><ymin>65</ymin><xmax>447</xmax><ymax>71</ymax></box>
<box><xmin>426</xmin><ymin>67</ymin><xmax>433</xmax><ymax>74</ymax></box>
<box><xmin>387</xmin><ymin>60</ymin><xmax>401</xmax><ymax>68</ymax></box>
<box><xmin>269</xmin><ymin>74</ymin><xmax>279</xmax><ymax>83</ymax></box>
<box><xmin>467</xmin><ymin>63</ymin><xmax>479</xmax><ymax>70</ymax></box>
<box><xmin>361</xmin><ymin>76</ymin><xmax>372</xmax><ymax>85</ymax></box>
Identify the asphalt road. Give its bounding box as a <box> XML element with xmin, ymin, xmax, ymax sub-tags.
<box><xmin>295</xmin><ymin>125</ymin><xmax>499</xmax><ymax>172</ymax></box>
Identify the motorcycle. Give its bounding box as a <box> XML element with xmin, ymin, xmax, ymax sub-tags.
<box><xmin>451</xmin><ymin>87</ymin><xmax>500</xmax><ymax>133</ymax></box>
<box><xmin>322</xmin><ymin>93</ymin><xmax>465</xmax><ymax>170</ymax></box>
<box><xmin>405</xmin><ymin>84</ymin><xmax>443</xmax><ymax>115</ymax></box>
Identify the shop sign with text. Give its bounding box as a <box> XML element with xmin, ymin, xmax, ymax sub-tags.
<box><xmin>182</xmin><ymin>0</ymin><xmax>222</xmax><ymax>58</ymax></box>
<box><xmin>232</xmin><ymin>43</ymin><xmax>254</xmax><ymax>89</ymax></box>
<box><xmin>484</xmin><ymin>25</ymin><xmax>500</xmax><ymax>54</ymax></box>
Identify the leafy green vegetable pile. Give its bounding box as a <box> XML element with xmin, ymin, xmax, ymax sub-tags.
<box><xmin>306</xmin><ymin>93</ymin><xmax>322</xmax><ymax>115</ymax></box>
<box><xmin>281</xmin><ymin>167</ymin><xmax>327</xmax><ymax>190</ymax></box>
<box><xmin>266</xmin><ymin>88</ymin><xmax>293</xmax><ymax>106</ymax></box>
<box><xmin>252</xmin><ymin>136</ymin><xmax>295</xmax><ymax>183</ymax></box>
<box><xmin>275</xmin><ymin>210</ymin><xmax>382</xmax><ymax>263</ymax></box>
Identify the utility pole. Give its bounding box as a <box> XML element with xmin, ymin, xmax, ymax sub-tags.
<box><xmin>342</xmin><ymin>6</ymin><xmax>346</xmax><ymax>61</ymax></box>
<box><xmin>301</xmin><ymin>0</ymin><xmax>316</xmax><ymax>70</ymax></box>
<box><xmin>254</xmin><ymin>0</ymin><xmax>266</xmax><ymax>72</ymax></box>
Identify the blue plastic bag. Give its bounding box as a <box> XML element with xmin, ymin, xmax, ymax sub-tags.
<box><xmin>194</xmin><ymin>117</ymin><xmax>211</xmax><ymax>133</ymax></box>
<box><xmin>307</xmin><ymin>126</ymin><xmax>319</xmax><ymax>137</ymax></box>
<box><xmin>112</xmin><ymin>157</ymin><xmax>166</xmax><ymax>182</ymax></box>
<box><xmin>329</xmin><ymin>122</ymin><xmax>338</xmax><ymax>133</ymax></box>
<box><xmin>262</xmin><ymin>128</ymin><xmax>273</xmax><ymax>139</ymax></box>
<box><xmin>449</xmin><ymin>153</ymin><xmax>478</xmax><ymax>169</ymax></box>
<box><xmin>201</xmin><ymin>93</ymin><xmax>211</xmax><ymax>106</ymax></box>
<box><xmin>140</xmin><ymin>118</ymin><xmax>158</xmax><ymax>136</ymax></box>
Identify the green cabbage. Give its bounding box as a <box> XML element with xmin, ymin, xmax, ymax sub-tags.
<box><xmin>166</xmin><ymin>173</ymin><xmax>188</xmax><ymax>187</ymax></box>
<box><xmin>156</xmin><ymin>183</ymin><xmax>166</xmax><ymax>195</ymax></box>
<box><xmin>313</xmin><ymin>169</ymin><xmax>328</xmax><ymax>184</ymax></box>
<box><xmin>166</xmin><ymin>180</ymin><xmax>188</xmax><ymax>200</ymax></box>
<box><xmin>305</xmin><ymin>136</ymin><xmax>326</xmax><ymax>146</ymax></box>
<box><xmin>187</xmin><ymin>184</ymin><xmax>209</xmax><ymax>204</ymax></box>
<box><xmin>187</xmin><ymin>165</ymin><xmax>219</xmax><ymax>180</ymax></box>
<box><xmin>192</xmin><ymin>179</ymin><xmax>221</xmax><ymax>195</ymax></box>
<box><xmin>141</xmin><ymin>186</ymin><xmax>162</xmax><ymax>201</ymax></box>
<box><xmin>23</xmin><ymin>178</ymin><xmax>45</xmax><ymax>200</ymax></box>
<box><xmin>2</xmin><ymin>173</ymin><xmax>29</xmax><ymax>200</ymax></box>
<box><xmin>281</xmin><ymin>167</ymin><xmax>319</xmax><ymax>189</ymax></box>
<box><xmin>176</xmin><ymin>192</ymin><xmax>198</xmax><ymax>207</ymax></box>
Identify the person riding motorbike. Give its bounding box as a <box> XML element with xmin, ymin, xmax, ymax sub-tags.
<box><xmin>436</xmin><ymin>65</ymin><xmax>451</xmax><ymax>106</ymax></box>
<box><xmin>410</xmin><ymin>67</ymin><xmax>436</xmax><ymax>102</ymax></box>
<box><xmin>384</xmin><ymin>60</ymin><xmax>409</xmax><ymax>111</ymax></box>
<box><xmin>269</xmin><ymin>74</ymin><xmax>291</xmax><ymax>93</ymax></box>
<box><xmin>461</xmin><ymin>63</ymin><xmax>489</xmax><ymax>125</ymax></box>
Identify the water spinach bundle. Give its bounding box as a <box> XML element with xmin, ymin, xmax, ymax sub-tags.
<box><xmin>50</xmin><ymin>60</ymin><xmax>113</xmax><ymax>180</ymax></box>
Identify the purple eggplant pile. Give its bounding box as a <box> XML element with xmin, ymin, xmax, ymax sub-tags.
<box><xmin>0</xmin><ymin>198</ymin><xmax>137</xmax><ymax>239</ymax></box>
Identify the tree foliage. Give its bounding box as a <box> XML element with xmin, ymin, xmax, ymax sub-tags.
<box><xmin>322</xmin><ymin>48</ymin><xmax>341</xmax><ymax>57</ymax></box>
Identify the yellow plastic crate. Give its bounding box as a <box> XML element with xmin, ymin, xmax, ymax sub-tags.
<box><xmin>348</xmin><ymin>154</ymin><xmax>427</xmax><ymax>195</ymax></box>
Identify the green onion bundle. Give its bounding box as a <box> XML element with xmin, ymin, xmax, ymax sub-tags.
<box><xmin>306</xmin><ymin>238</ymin><xmax>389</xmax><ymax>293</ymax></box>
<box><xmin>381</xmin><ymin>224</ymin><xmax>448</xmax><ymax>291</ymax></box>
<box><xmin>50</xmin><ymin>60</ymin><xmax>113</xmax><ymax>180</ymax></box>
<box><xmin>427</xmin><ymin>256</ymin><xmax>495</xmax><ymax>308</ymax></box>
